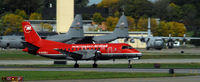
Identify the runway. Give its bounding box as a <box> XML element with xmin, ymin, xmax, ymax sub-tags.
<box><xmin>1</xmin><ymin>59</ymin><xmax>200</xmax><ymax>65</ymax></box>
<box><xmin>0</xmin><ymin>67</ymin><xmax>200</xmax><ymax>74</ymax></box>
<box><xmin>27</xmin><ymin>76</ymin><xmax>200</xmax><ymax>82</ymax></box>
<box><xmin>1</xmin><ymin>59</ymin><xmax>200</xmax><ymax>74</ymax></box>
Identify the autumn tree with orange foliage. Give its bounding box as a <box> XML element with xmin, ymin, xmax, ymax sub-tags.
<box><xmin>97</xmin><ymin>0</ymin><xmax>120</xmax><ymax>15</ymax></box>
<box><xmin>105</xmin><ymin>16</ymin><xmax>119</xmax><ymax>31</ymax></box>
<box><xmin>126</xmin><ymin>16</ymin><xmax>136</xmax><ymax>31</ymax></box>
<box><xmin>156</xmin><ymin>21</ymin><xmax>186</xmax><ymax>37</ymax></box>
<box><xmin>0</xmin><ymin>14</ymin><xmax>24</xmax><ymax>35</ymax></box>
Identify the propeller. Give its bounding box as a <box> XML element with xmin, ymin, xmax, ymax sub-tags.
<box><xmin>0</xmin><ymin>36</ymin><xmax>2</xmax><ymax>43</ymax></box>
<box><xmin>140</xmin><ymin>33</ymin><xmax>145</xmax><ymax>42</ymax></box>
<box><xmin>130</xmin><ymin>39</ymin><xmax>135</xmax><ymax>43</ymax></box>
<box><xmin>124</xmin><ymin>37</ymin><xmax>129</xmax><ymax>43</ymax></box>
<box><xmin>182</xmin><ymin>34</ymin><xmax>187</xmax><ymax>46</ymax></box>
<box><xmin>167</xmin><ymin>34</ymin><xmax>174</xmax><ymax>49</ymax></box>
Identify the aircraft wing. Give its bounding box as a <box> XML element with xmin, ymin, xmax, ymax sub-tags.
<box><xmin>129</xmin><ymin>36</ymin><xmax>145</xmax><ymax>39</ymax></box>
<box><xmin>160</xmin><ymin>37</ymin><xmax>200</xmax><ymax>40</ymax></box>
<box><xmin>70</xmin><ymin>36</ymin><xmax>94</xmax><ymax>44</ymax></box>
<box><xmin>129</xmin><ymin>36</ymin><xmax>200</xmax><ymax>42</ymax></box>
<box><xmin>129</xmin><ymin>36</ymin><xmax>148</xmax><ymax>42</ymax></box>
<box><xmin>54</xmin><ymin>48</ymin><xmax>99</xmax><ymax>60</ymax></box>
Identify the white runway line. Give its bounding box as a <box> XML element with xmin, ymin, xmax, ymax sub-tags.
<box><xmin>0</xmin><ymin>59</ymin><xmax>200</xmax><ymax>65</ymax></box>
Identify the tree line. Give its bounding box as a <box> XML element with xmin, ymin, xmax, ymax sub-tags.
<box><xmin>92</xmin><ymin>0</ymin><xmax>200</xmax><ymax>37</ymax></box>
<box><xmin>92</xmin><ymin>0</ymin><xmax>200</xmax><ymax>46</ymax></box>
<box><xmin>0</xmin><ymin>0</ymin><xmax>200</xmax><ymax>38</ymax></box>
<box><xmin>0</xmin><ymin>0</ymin><xmax>56</xmax><ymax>35</ymax></box>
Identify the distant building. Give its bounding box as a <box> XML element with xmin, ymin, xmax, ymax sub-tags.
<box><xmin>41</xmin><ymin>0</ymin><xmax>108</xmax><ymax>33</ymax></box>
<box><xmin>42</xmin><ymin>1</ymin><xmax>108</xmax><ymax>20</ymax></box>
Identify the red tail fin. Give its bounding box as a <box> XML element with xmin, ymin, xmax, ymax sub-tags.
<box><xmin>22</xmin><ymin>22</ymin><xmax>41</xmax><ymax>43</ymax></box>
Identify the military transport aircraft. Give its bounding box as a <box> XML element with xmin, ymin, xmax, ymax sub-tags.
<box><xmin>0</xmin><ymin>14</ymin><xmax>83</xmax><ymax>49</ymax></box>
<box><xmin>130</xmin><ymin>18</ymin><xmax>200</xmax><ymax>50</ymax></box>
<box><xmin>76</xmin><ymin>14</ymin><xmax>129</xmax><ymax>44</ymax></box>
<box><xmin>22</xmin><ymin>21</ymin><xmax>142</xmax><ymax>68</ymax></box>
<box><xmin>0</xmin><ymin>14</ymin><xmax>129</xmax><ymax>49</ymax></box>
<box><xmin>0</xmin><ymin>32</ymin><xmax>57</xmax><ymax>49</ymax></box>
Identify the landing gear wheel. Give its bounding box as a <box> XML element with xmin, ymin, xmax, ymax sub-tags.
<box><xmin>74</xmin><ymin>61</ymin><xmax>79</xmax><ymax>68</ymax></box>
<box><xmin>93</xmin><ymin>60</ymin><xmax>98</xmax><ymax>68</ymax></box>
<box><xmin>128</xmin><ymin>59</ymin><xmax>132</xmax><ymax>68</ymax></box>
<box><xmin>128</xmin><ymin>65</ymin><xmax>132</xmax><ymax>68</ymax></box>
<box><xmin>74</xmin><ymin>63</ymin><xmax>79</xmax><ymax>68</ymax></box>
<box><xmin>93</xmin><ymin>63</ymin><xmax>98</xmax><ymax>68</ymax></box>
<box><xmin>146</xmin><ymin>47</ymin><xmax>150</xmax><ymax>50</ymax></box>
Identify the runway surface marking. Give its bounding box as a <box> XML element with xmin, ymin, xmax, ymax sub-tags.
<box><xmin>26</xmin><ymin>76</ymin><xmax>200</xmax><ymax>82</ymax></box>
<box><xmin>1</xmin><ymin>59</ymin><xmax>200</xmax><ymax>65</ymax></box>
<box><xmin>0</xmin><ymin>67</ymin><xmax>200</xmax><ymax>74</ymax></box>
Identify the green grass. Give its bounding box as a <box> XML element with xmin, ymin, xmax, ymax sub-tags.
<box><xmin>1</xmin><ymin>63</ymin><xmax>200</xmax><ymax>69</ymax></box>
<box><xmin>0</xmin><ymin>50</ymin><xmax>47</xmax><ymax>60</ymax></box>
<box><xmin>0</xmin><ymin>71</ymin><xmax>198</xmax><ymax>81</ymax></box>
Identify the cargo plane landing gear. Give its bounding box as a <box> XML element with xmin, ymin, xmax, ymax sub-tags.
<box><xmin>128</xmin><ymin>59</ymin><xmax>132</xmax><ymax>68</ymax></box>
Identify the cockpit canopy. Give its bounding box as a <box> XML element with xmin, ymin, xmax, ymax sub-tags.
<box><xmin>122</xmin><ymin>46</ymin><xmax>134</xmax><ymax>49</ymax></box>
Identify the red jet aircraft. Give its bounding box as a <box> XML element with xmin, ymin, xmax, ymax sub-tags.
<box><xmin>22</xmin><ymin>22</ymin><xmax>142</xmax><ymax>68</ymax></box>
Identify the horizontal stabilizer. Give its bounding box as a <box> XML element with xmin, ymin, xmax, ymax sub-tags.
<box><xmin>22</xmin><ymin>42</ymin><xmax>39</xmax><ymax>50</ymax></box>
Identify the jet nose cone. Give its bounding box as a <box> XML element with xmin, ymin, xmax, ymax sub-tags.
<box><xmin>127</xmin><ymin>49</ymin><xmax>142</xmax><ymax>58</ymax></box>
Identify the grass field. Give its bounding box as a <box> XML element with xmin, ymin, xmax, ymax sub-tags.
<box><xmin>0</xmin><ymin>50</ymin><xmax>200</xmax><ymax>60</ymax></box>
<box><xmin>0</xmin><ymin>50</ymin><xmax>47</xmax><ymax>60</ymax></box>
<box><xmin>0</xmin><ymin>71</ymin><xmax>198</xmax><ymax>81</ymax></box>
<box><xmin>1</xmin><ymin>63</ymin><xmax>200</xmax><ymax>69</ymax></box>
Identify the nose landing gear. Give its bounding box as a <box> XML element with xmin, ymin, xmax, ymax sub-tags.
<box><xmin>93</xmin><ymin>60</ymin><xmax>98</xmax><ymax>68</ymax></box>
<box><xmin>74</xmin><ymin>60</ymin><xmax>79</xmax><ymax>68</ymax></box>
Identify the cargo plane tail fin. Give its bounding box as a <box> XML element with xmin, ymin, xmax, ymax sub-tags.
<box><xmin>113</xmin><ymin>14</ymin><xmax>128</xmax><ymax>38</ymax></box>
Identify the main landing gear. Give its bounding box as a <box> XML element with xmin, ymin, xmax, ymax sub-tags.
<box><xmin>128</xmin><ymin>59</ymin><xmax>132</xmax><ymax>68</ymax></box>
<box><xmin>93</xmin><ymin>60</ymin><xmax>98</xmax><ymax>68</ymax></box>
<box><xmin>73</xmin><ymin>60</ymin><xmax>98</xmax><ymax>68</ymax></box>
<box><xmin>74</xmin><ymin>60</ymin><xmax>79</xmax><ymax>68</ymax></box>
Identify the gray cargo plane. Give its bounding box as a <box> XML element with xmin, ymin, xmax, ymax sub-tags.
<box><xmin>75</xmin><ymin>14</ymin><xmax>129</xmax><ymax>44</ymax></box>
<box><xmin>0</xmin><ymin>14</ymin><xmax>83</xmax><ymax>49</ymax></box>
<box><xmin>0</xmin><ymin>14</ymin><xmax>129</xmax><ymax>49</ymax></box>
<box><xmin>0</xmin><ymin>35</ymin><xmax>24</xmax><ymax>49</ymax></box>
<box><xmin>130</xmin><ymin>18</ymin><xmax>200</xmax><ymax>50</ymax></box>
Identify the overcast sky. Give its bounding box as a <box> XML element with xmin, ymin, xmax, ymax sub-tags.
<box><xmin>88</xmin><ymin>0</ymin><xmax>157</xmax><ymax>5</ymax></box>
<box><xmin>88</xmin><ymin>0</ymin><xmax>102</xmax><ymax>5</ymax></box>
